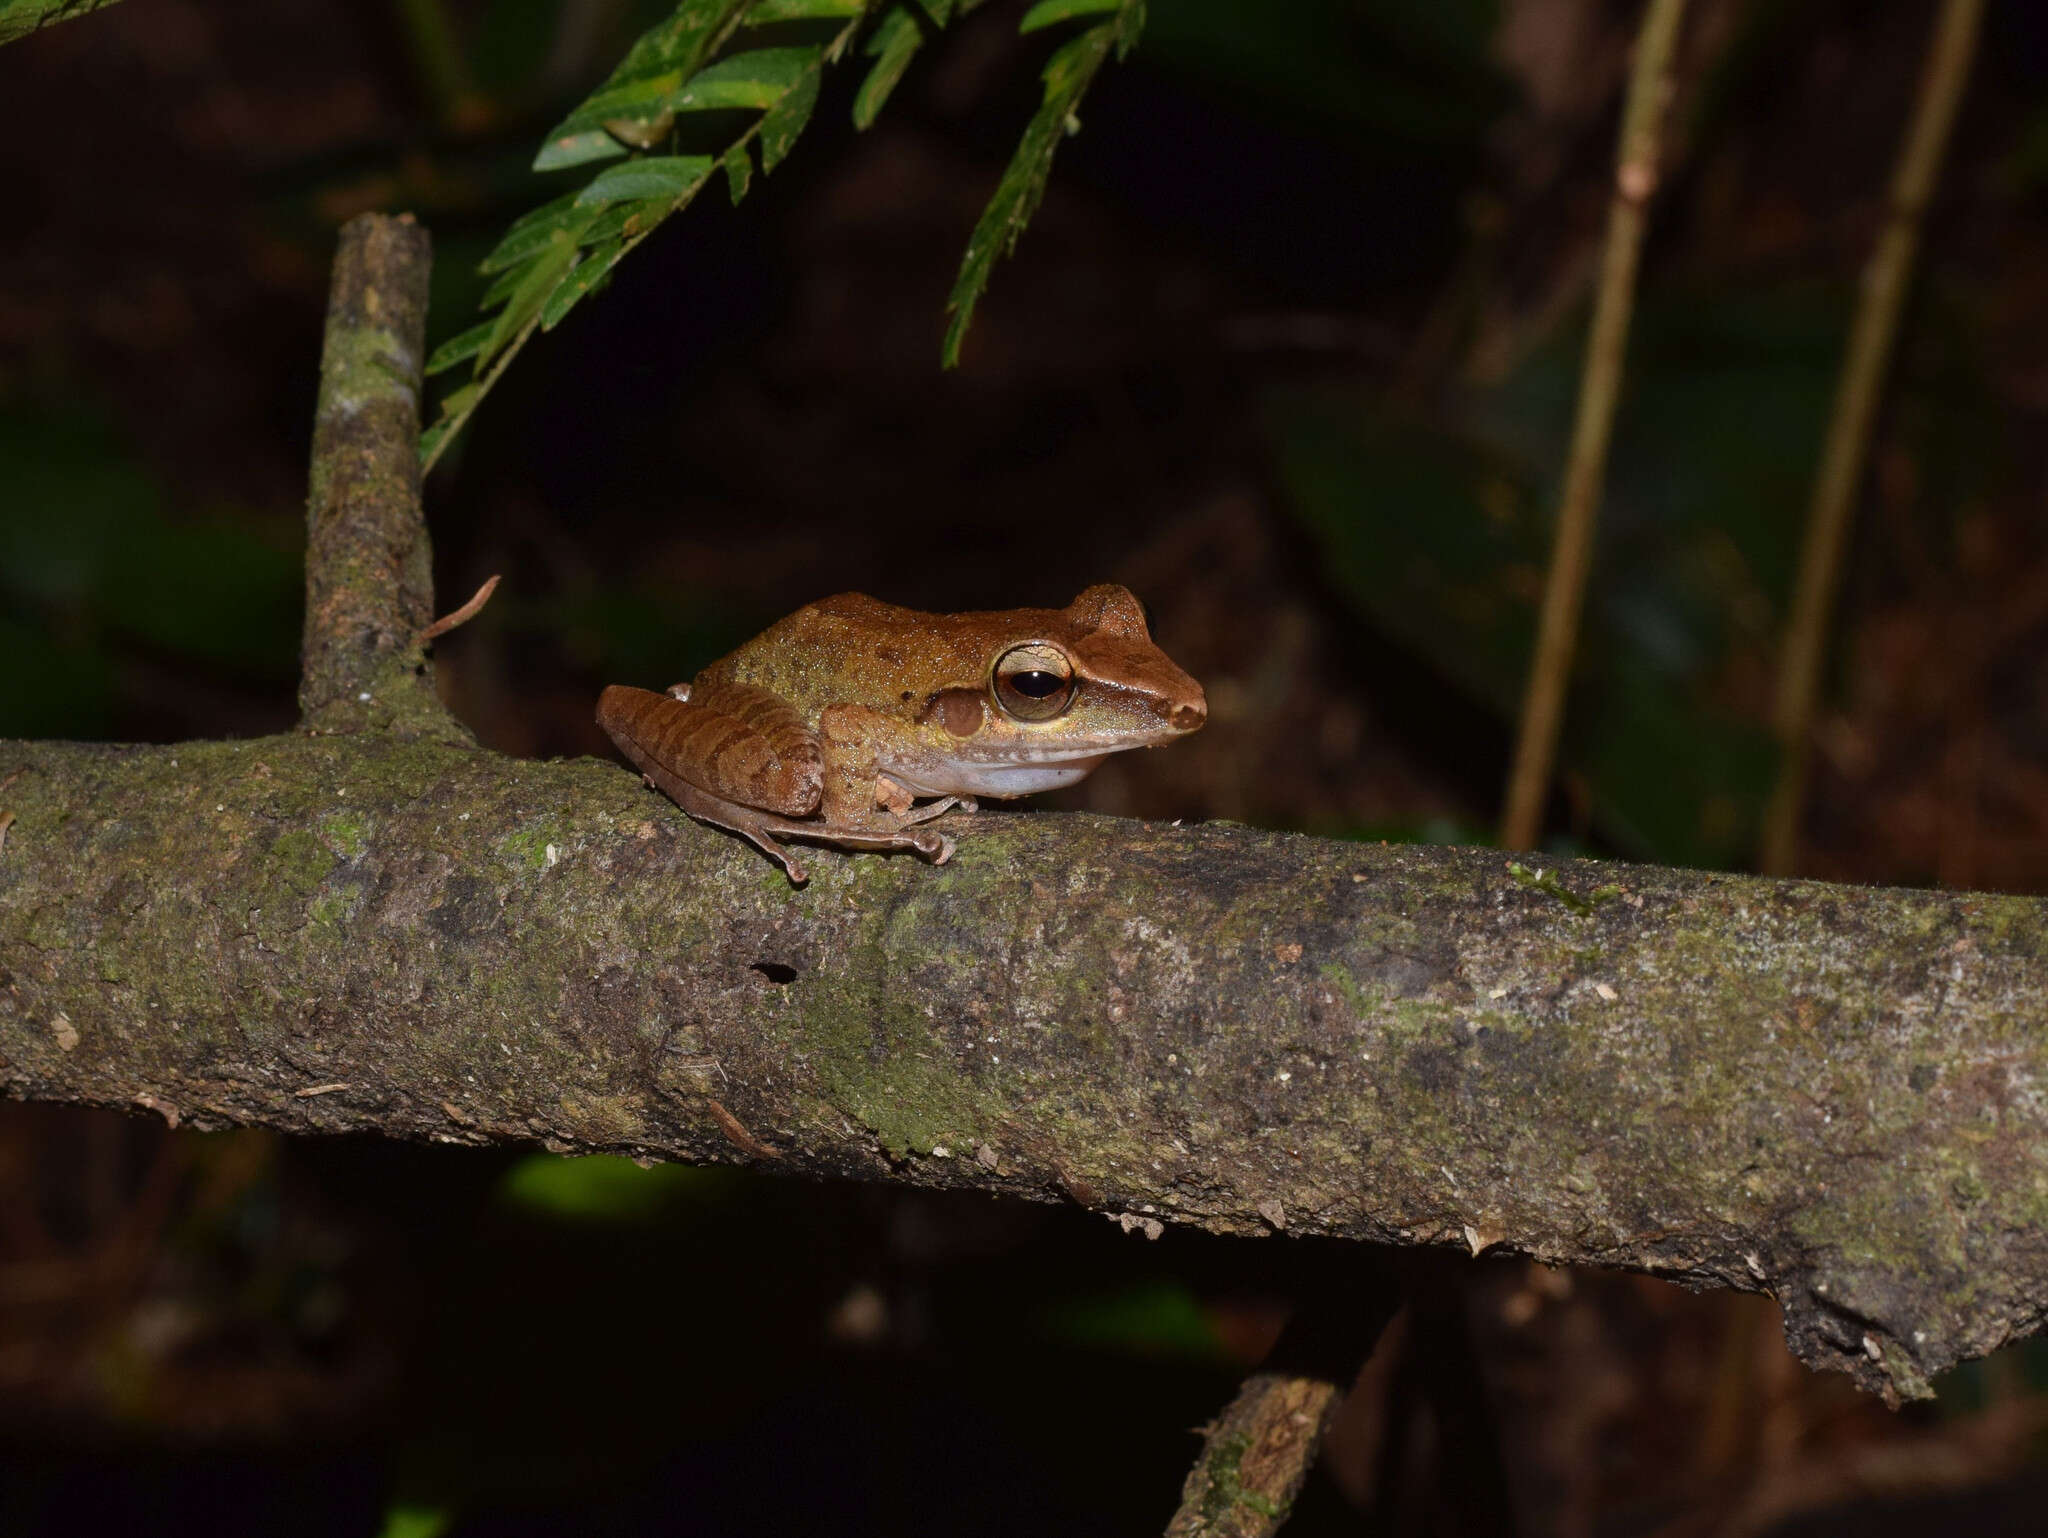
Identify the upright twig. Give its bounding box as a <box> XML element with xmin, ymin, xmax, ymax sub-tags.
<box><xmin>1757</xmin><ymin>0</ymin><xmax>1984</xmax><ymax>876</ymax></box>
<box><xmin>1165</xmin><ymin>1271</ymin><xmax>1405</xmax><ymax>1538</ymax></box>
<box><xmin>1498</xmin><ymin>0</ymin><xmax>1690</xmax><ymax>851</ymax></box>
<box><xmin>301</xmin><ymin>213</ymin><xmax>458</xmax><ymax>738</ymax></box>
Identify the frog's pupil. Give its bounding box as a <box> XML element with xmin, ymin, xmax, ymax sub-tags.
<box><xmin>1009</xmin><ymin>670</ymin><xmax>1065</xmax><ymax>698</ymax></box>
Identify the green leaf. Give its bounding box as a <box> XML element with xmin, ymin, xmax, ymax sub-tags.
<box><xmin>680</xmin><ymin>45</ymin><xmax>818</xmax><ymax>108</ymax></box>
<box><xmin>575</xmin><ymin>154</ymin><xmax>713</xmax><ymax>206</ymax></box>
<box><xmin>914</xmin><ymin>0</ymin><xmax>955</xmax><ymax>22</ymax></box>
<box><xmin>1019</xmin><ymin>0</ymin><xmax>1117</xmax><ymax>33</ymax></box>
<box><xmin>418</xmin><ymin>419</ymin><xmax>455</xmax><ymax>470</ymax></box>
<box><xmin>541</xmin><ymin>240</ymin><xmax>625</xmax><ymax>330</ymax></box>
<box><xmin>477</xmin><ymin>191</ymin><xmax>589</xmax><ymax>274</ymax></box>
<box><xmin>561</xmin><ymin>67</ymin><xmax>687</xmax><ymax>127</ymax></box>
<box><xmin>853</xmin><ymin>6</ymin><xmax>921</xmax><ymax>130</ymax></box>
<box><xmin>424</xmin><ymin>319</ymin><xmax>496</xmax><ymax>377</ymax></box>
<box><xmin>533</xmin><ymin>129</ymin><xmax>632</xmax><ymax>173</ymax></box>
<box><xmin>480</xmin><ymin>232</ymin><xmax>581</xmax><ymax>369</ymax></box>
<box><xmin>582</xmin><ymin>197</ymin><xmax>669</xmax><ymax>244</ymax></box>
<box><xmin>433</xmin><ymin>383</ymin><xmax>482</xmax><ymax>422</ymax></box>
<box><xmin>722</xmin><ymin>141</ymin><xmax>755</xmax><ymax>204</ymax></box>
<box><xmin>942</xmin><ymin>7</ymin><xmax>1140</xmax><ymax>366</ymax></box>
<box><xmin>478</xmin><ymin>260</ymin><xmax>527</xmax><ymax>313</ymax></box>
<box><xmin>373</xmin><ymin>1503</ymin><xmax>454</xmax><ymax>1538</ymax></box>
<box><xmin>747</xmin><ymin>0</ymin><xmax>864</xmax><ymax>17</ymax></box>
<box><xmin>496</xmin><ymin>1153</ymin><xmax>734</xmax><ymax>1223</ymax></box>
<box><xmin>758</xmin><ymin>56</ymin><xmax>821</xmax><ymax>170</ymax></box>
<box><xmin>532</xmin><ymin>0</ymin><xmax>752</xmax><ymax>170</ymax></box>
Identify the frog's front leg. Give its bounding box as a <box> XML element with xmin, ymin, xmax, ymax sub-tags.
<box><xmin>875</xmin><ymin>775</ymin><xmax>977</xmax><ymax>827</ymax></box>
<box><xmin>818</xmin><ymin>705</ymin><xmax>957</xmax><ymax>865</ymax></box>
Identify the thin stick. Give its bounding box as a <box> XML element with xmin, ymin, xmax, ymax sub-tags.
<box><xmin>301</xmin><ymin>214</ymin><xmax>438</xmax><ymax>725</ymax></box>
<box><xmin>1498</xmin><ymin>0</ymin><xmax>1690</xmax><ymax>851</ymax></box>
<box><xmin>1164</xmin><ymin>1272</ymin><xmax>1404</xmax><ymax>1537</ymax></box>
<box><xmin>1757</xmin><ymin>0</ymin><xmax>1985</xmax><ymax>876</ymax></box>
<box><xmin>416</xmin><ymin>573</ymin><xmax>502</xmax><ymax>645</ymax></box>
<box><xmin>1165</xmin><ymin>1373</ymin><xmax>1346</xmax><ymax>1538</ymax></box>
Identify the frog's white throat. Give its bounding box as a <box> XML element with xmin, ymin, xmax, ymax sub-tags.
<box><xmin>887</xmin><ymin>753</ymin><xmax>1111</xmax><ymax>800</ymax></box>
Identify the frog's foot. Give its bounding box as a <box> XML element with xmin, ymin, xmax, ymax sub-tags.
<box><xmin>896</xmin><ymin>795</ymin><xmax>968</xmax><ymax>828</ymax></box>
<box><xmin>761</xmin><ymin>817</ymin><xmax>954</xmax><ymax>868</ymax></box>
<box><xmin>645</xmin><ymin>770</ymin><xmax>812</xmax><ymax>883</ymax></box>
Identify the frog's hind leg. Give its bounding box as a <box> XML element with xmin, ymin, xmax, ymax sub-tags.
<box><xmin>599</xmin><ymin>682</ymin><xmax>824</xmax><ymax>814</ymax></box>
<box><xmin>638</xmin><ymin>768</ymin><xmax>816</xmax><ymax>884</ymax></box>
<box><xmin>598</xmin><ymin>683</ymin><xmax>826</xmax><ymax>882</ymax></box>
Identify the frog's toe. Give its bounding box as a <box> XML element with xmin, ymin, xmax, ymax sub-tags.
<box><xmin>899</xmin><ymin>824</ymin><xmax>953</xmax><ymax>864</ymax></box>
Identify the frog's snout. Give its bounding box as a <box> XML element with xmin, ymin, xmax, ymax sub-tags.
<box><xmin>1165</xmin><ymin>693</ymin><xmax>1206</xmax><ymax>734</ymax></box>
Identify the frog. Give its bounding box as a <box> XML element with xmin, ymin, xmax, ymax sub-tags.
<box><xmin>596</xmin><ymin>583</ymin><xmax>1206</xmax><ymax>883</ymax></box>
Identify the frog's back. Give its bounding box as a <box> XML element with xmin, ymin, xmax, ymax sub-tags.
<box><xmin>698</xmin><ymin>593</ymin><xmax>992</xmax><ymax>720</ymax></box>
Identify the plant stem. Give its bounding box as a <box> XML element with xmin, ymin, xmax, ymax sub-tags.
<box><xmin>1497</xmin><ymin>0</ymin><xmax>1690</xmax><ymax>851</ymax></box>
<box><xmin>1757</xmin><ymin>0</ymin><xmax>1985</xmax><ymax>876</ymax></box>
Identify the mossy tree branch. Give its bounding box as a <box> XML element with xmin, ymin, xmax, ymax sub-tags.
<box><xmin>2</xmin><ymin>728</ymin><xmax>2048</xmax><ymax>1408</ymax></box>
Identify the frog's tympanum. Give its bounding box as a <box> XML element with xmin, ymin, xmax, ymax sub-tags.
<box><xmin>597</xmin><ymin>585</ymin><xmax>1206</xmax><ymax>883</ymax></box>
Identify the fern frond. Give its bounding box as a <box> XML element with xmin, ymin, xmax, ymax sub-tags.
<box><xmin>420</xmin><ymin>0</ymin><xmax>1121</xmax><ymax>466</ymax></box>
<box><xmin>422</xmin><ymin>0</ymin><xmax>882</xmax><ymax>472</ymax></box>
<box><xmin>941</xmin><ymin>0</ymin><xmax>1143</xmax><ymax>368</ymax></box>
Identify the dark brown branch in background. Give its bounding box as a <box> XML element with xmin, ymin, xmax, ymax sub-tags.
<box><xmin>1758</xmin><ymin>0</ymin><xmax>1985</xmax><ymax>876</ymax></box>
<box><xmin>1498</xmin><ymin>0</ymin><xmax>1689</xmax><ymax>850</ymax></box>
<box><xmin>299</xmin><ymin>214</ymin><xmax>453</xmax><ymax>737</ymax></box>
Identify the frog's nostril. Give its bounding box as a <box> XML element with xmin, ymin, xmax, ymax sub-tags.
<box><xmin>1171</xmin><ymin>703</ymin><xmax>1205</xmax><ymax>732</ymax></box>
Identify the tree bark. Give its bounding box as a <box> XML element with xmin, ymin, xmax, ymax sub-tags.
<box><xmin>3</xmin><ymin>215</ymin><xmax>2047</xmax><ymax>1418</ymax></box>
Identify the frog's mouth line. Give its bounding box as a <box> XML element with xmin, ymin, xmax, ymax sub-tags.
<box><xmin>948</xmin><ymin>732</ymin><xmax>1187</xmax><ymax>765</ymax></box>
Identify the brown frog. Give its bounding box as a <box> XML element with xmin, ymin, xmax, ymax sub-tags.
<box><xmin>597</xmin><ymin>584</ymin><xmax>1206</xmax><ymax>882</ymax></box>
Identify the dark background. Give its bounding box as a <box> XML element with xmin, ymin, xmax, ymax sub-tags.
<box><xmin>5</xmin><ymin>0</ymin><xmax>2048</xmax><ymax>1532</ymax></box>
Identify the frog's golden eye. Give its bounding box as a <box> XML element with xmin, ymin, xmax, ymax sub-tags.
<box><xmin>992</xmin><ymin>642</ymin><xmax>1075</xmax><ymax>722</ymax></box>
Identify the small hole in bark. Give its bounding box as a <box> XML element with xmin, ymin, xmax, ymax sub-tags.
<box><xmin>752</xmin><ymin>961</ymin><xmax>798</xmax><ymax>985</ymax></box>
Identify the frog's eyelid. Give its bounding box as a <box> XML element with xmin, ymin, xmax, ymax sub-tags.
<box><xmin>994</xmin><ymin>642</ymin><xmax>1072</xmax><ymax>678</ymax></box>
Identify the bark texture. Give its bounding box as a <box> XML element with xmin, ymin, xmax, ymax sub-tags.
<box><xmin>2</xmin><ymin>729</ymin><xmax>2047</xmax><ymax>1404</ymax></box>
<box><xmin>1168</xmin><ymin>1373</ymin><xmax>1346</xmax><ymax>1538</ymax></box>
<box><xmin>299</xmin><ymin>214</ymin><xmax>446</xmax><ymax>736</ymax></box>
